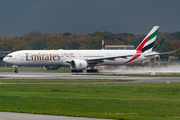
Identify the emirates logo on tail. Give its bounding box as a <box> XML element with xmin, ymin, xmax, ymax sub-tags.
<box><xmin>136</xmin><ymin>26</ymin><xmax>159</xmax><ymax>53</ymax></box>
<box><xmin>126</xmin><ymin>26</ymin><xmax>159</xmax><ymax>64</ymax></box>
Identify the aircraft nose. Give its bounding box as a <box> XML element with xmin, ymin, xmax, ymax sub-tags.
<box><xmin>3</xmin><ymin>57</ymin><xmax>7</xmax><ymax>63</ymax></box>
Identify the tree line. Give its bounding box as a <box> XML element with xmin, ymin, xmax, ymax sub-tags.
<box><xmin>1</xmin><ymin>30</ymin><xmax>180</xmax><ymax>59</ymax></box>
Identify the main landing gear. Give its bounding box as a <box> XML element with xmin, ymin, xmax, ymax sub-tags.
<box><xmin>86</xmin><ymin>65</ymin><xmax>99</xmax><ymax>73</ymax></box>
<box><xmin>13</xmin><ymin>65</ymin><xmax>19</xmax><ymax>73</ymax></box>
<box><xmin>71</xmin><ymin>70</ymin><xmax>83</xmax><ymax>73</ymax></box>
<box><xmin>86</xmin><ymin>69</ymin><xmax>98</xmax><ymax>73</ymax></box>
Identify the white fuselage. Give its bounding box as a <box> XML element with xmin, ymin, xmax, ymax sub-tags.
<box><xmin>3</xmin><ymin>49</ymin><xmax>154</xmax><ymax>67</ymax></box>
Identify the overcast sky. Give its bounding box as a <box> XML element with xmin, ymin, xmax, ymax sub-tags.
<box><xmin>0</xmin><ymin>0</ymin><xmax>180</xmax><ymax>37</ymax></box>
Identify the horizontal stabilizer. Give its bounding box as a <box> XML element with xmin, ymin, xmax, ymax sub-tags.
<box><xmin>144</xmin><ymin>51</ymin><xmax>175</xmax><ymax>57</ymax></box>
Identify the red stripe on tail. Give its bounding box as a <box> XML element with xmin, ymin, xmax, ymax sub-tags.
<box><xmin>125</xmin><ymin>37</ymin><xmax>149</xmax><ymax>64</ymax></box>
<box><xmin>136</xmin><ymin>36</ymin><xmax>149</xmax><ymax>51</ymax></box>
<box><xmin>125</xmin><ymin>54</ymin><xmax>141</xmax><ymax>63</ymax></box>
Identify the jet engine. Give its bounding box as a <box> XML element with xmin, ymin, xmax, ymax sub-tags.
<box><xmin>43</xmin><ymin>66</ymin><xmax>61</xmax><ymax>70</ymax></box>
<box><xmin>71</xmin><ymin>59</ymin><xmax>88</xmax><ymax>70</ymax></box>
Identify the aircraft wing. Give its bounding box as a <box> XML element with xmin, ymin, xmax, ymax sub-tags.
<box><xmin>65</xmin><ymin>53</ymin><xmax>140</xmax><ymax>64</ymax></box>
<box><xmin>85</xmin><ymin>54</ymin><xmax>139</xmax><ymax>63</ymax></box>
<box><xmin>144</xmin><ymin>51</ymin><xmax>175</xmax><ymax>57</ymax></box>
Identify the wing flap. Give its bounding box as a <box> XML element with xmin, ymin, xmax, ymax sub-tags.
<box><xmin>86</xmin><ymin>54</ymin><xmax>137</xmax><ymax>62</ymax></box>
<box><xmin>65</xmin><ymin>53</ymin><xmax>141</xmax><ymax>64</ymax></box>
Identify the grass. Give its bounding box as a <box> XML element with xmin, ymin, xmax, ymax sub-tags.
<box><xmin>0</xmin><ymin>79</ymin><xmax>133</xmax><ymax>83</ymax></box>
<box><xmin>0</xmin><ymin>82</ymin><xmax>180</xmax><ymax>119</ymax></box>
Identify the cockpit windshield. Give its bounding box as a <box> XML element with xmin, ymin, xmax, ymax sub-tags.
<box><xmin>6</xmin><ymin>55</ymin><xmax>12</xmax><ymax>57</ymax></box>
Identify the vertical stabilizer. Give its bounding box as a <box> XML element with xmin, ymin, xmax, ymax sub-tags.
<box><xmin>136</xmin><ymin>26</ymin><xmax>159</xmax><ymax>53</ymax></box>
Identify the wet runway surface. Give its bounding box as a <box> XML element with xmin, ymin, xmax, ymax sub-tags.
<box><xmin>0</xmin><ymin>72</ymin><xmax>180</xmax><ymax>83</ymax></box>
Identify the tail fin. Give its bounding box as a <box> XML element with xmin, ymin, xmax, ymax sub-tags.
<box><xmin>136</xmin><ymin>26</ymin><xmax>159</xmax><ymax>53</ymax></box>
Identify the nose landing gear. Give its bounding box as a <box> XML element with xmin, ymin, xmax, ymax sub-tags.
<box><xmin>14</xmin><ymin>68</ymin><xmax>19</xmax><ymax>73</ymax></box>
<box><xmin>13</xmin><ymin>65</ymin><xmax>19</xmax><ymax>73</ymax></box>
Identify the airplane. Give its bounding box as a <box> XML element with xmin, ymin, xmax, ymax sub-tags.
<box><xmin>3</xmin><ymin>26</ymin><xmax>174</xmax><ymax>73</ymax></box>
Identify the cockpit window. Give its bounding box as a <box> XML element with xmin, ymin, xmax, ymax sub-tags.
<box><xmin>6</xmin><ymin>55</ymin><xmax>12</xmax><ymax>57</ymax></box>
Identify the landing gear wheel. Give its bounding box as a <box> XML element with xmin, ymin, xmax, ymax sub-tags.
<box><xmin>14</xmin><ymin>69</ymin><xmax>19</xmax><ymax>73</ymax></box>
<box><xmin>14</xmin><ymin>65</ymin><xmax>19</xmax><ymax>73</ymax></box>
<box><xmin>87</xmin><ymin>69</ymin><xmax>98</xmax><ymax>73</ymax></box>
<box><xmin>71</xmin><ymin>70</ymin><xmax>83</xmax><ymax>73</ymax></box>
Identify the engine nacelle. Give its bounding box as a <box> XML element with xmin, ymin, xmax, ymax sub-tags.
<box><xmin>43</xmin><ymin>66</ymin><xmax>61</xmax><ymax>70</ymax></box>
<box><xmin>71</xmin><ymin>60</ymin><xmax>88</xmax><ymax>70</ymax></box>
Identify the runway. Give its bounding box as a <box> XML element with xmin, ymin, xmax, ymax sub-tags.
<box><xmin>0</xmin><ymin>72</ymin><xmax>180</xmax><ymax>83</ymax></box>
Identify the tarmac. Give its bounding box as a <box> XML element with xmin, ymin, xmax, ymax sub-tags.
<box><xmin>0</xmin><ymin>72</ymin><xmax>180</xmax><ymax>83</ymax></box>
